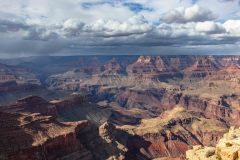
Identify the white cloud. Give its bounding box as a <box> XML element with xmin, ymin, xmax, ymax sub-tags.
<box><xmin>88</xmin><ymin>16</ymin><xmax>152</xmax><ymax>37</ymax></box>
<box><xmin>59</xmin><ymin>16</ymin><xmax>153</xmax><ymax>38</ymax></box>
<box><xmin>195</xmin><ymin>21</ymin><xmax>225</xmax><ymax>34</ymax></box>
<box><xmin>223</xmin><ymin>20</ymin><xmax>240</xmax><ymax>35</ymax></box>
<box><xmin>195</xmin><ymin>0</ymin><xmax>240</xmax><ymax>21</ymax></box>
<box><xmin>161</xmin><ymin>5</ymin><xmax>216</xmax><ymax>23</ymax></box>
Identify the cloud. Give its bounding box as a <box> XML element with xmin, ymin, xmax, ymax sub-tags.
<box><xmin>88</xmin><ymin>16</ymin><xmax>153</xmax><ymax>37</ymax></box>
<box><xmin>195</xmin><ymin>0</ymin><xmax>240</xmax><ymax>21</ymax></box>
<box><xmin>0</xmin><ymin>19</ymin><xmax>29</xmax><ymax>32</ymax></box>
<box><xmin>23</xmin><ymin>27</ymin><xmax>58</xmax><ymax>41</ymax></box>
<box><xmin>60</xmin><ymin>16</ymin><xmax>153</xmax><ymax>38</ymax></box>
<box><xmin>195</xmin><ymin>21</ymin><xmax>225</xmax><ymax>34</ymax></box>
<box><xmin>161</xmin><ymin>5</ymin><xmax>216</xmax><ymax>23</ymax></box>
<box><xmin>223</xmin><ymin>20</ymin><xmax>240</xmax><ymax>35</ymax></box>
<box><xmin>0</xmin><ymin>0</ymin><xmax>239</xmax><ymax>56</ymax></box>
<box><xmin>0</xmin><ymin>18</ymin><xmax>58</xmax><ymax>41</ymax></box>
<box><xmin>61</xmin><ymin>19</ymin><xmax>85</xmax><ymax>37</ymax></box>
<box><xmin>0</xmin><ymin>16</ymin><xmax>239</xmax><ymax>55</ymax></box>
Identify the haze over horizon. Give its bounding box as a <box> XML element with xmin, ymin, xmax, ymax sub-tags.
<box><xmin>0</xmin><ymin>0</ymin><xmax>240</xmax><ymax>57</ymax></box>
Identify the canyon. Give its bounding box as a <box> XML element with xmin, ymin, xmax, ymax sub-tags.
<box><xmin>0</xmin><ymin>55</ymin><xmax>239</xmax><ymax>160</ymax></box>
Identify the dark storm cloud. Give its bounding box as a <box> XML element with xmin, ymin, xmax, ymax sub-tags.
<box><xmin>0</xmin><ymin>19</ymin><xmax>29</xmax><ymax>32</ymax></box>
<box><xmin>0</xmin><ymin>38</ymin><xmax>66</xmax><ymax>54</ymax></box>
<box><xmin>23</xmin><ymin>27</ymin><xmax>58</xmax><ymax>41</ymax></box>
<box><xmin>0</xmin><ymin>19</ymin><xmax>59</xmax><ymax>42</ymax></box>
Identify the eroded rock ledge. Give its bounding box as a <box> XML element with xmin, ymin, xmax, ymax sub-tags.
<box><xmin>186</xmin><ymin>127</ymin><xmax>240</xmax><ymax>160</ymax></box>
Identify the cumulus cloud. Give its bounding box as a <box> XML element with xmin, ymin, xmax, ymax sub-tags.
<box><xmin>88</xmin><ymin>16</ymin><xmax>152</xmax><ymax>37</ymax></box>
<box><xmin>61</xmin><ymin>19</ymin><xmax>85</xmax><ymax>37</ymax></box>
<box><xmin>60</xmin><ymin>16</ymin><xmax>153</xmax><ymax>38</ymax></box>
<box><xmin>161</xmin><ymin>5</ymin><xmax>216</xmax><ymax>23</ymax></box>
<box><xmin>195</xmin><ymin>21</ymin><xmax>225</xmax><ymax>34</ymax></box>
<box><xmin>223</xmin><ymin>20</ymin><xmax>240</xmax><ymax>35</ymax></box>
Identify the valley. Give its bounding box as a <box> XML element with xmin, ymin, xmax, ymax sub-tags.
<box><xmin>0</xmin><ymin>55</ymin><xmax>239</xmax><ymax>160</ymax></box>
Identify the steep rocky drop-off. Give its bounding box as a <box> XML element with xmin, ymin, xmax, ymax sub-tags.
<box><xmin>0</xmin><ymin>111</ymin><xmax>93</xmax><ymax>160</ymax></box>
<box><xmin>117</xmin><ymin>106</ymin><xmax>229</xmax><ymax>159</ymax></box>
<box><xmin>186</xmin><ymin>127</ymin><xmax>240</xmax><ymax>160</ymax></box>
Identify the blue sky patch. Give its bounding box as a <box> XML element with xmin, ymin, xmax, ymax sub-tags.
<box><xmin>81</xmin><ymin>0</ymin><xmax>153</xmax><ymax>13</ymax></box>
<box><xmin>123</xmin><ymin>2</ymin><xmax>153</xmax><ymax>12</ymax></box>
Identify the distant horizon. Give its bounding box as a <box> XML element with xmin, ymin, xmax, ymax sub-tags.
<box><xmin>1</xmin><ymin>53</ymin><xmax>240</xmax><ymax>60</ymax></box>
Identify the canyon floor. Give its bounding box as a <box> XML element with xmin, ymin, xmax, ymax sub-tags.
<box><xmin>0</xmin><ymin>55</ymin><xmax>239</xmax><ymax>160</ymax></box>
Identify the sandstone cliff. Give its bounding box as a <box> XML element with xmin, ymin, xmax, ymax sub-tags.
<box><xmin>186</xmin><ymin>127</ymin><xmax>240</xmax><ymax>160</ymax></box>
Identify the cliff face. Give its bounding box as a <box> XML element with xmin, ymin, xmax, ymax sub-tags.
<box><xmin>118</xmin><ymin>107</ymin><xmax>228</xmax><ymax>159</ymax></box>
<box><xmin>44</xmin><ymin>55</ymin><xmax>240</xmax><ymax>91</ymax></box>
<box><xmin>0</xmin><ymin>111</ymin><xmax>93</xmax><ymax>160</ymax></box>
<box><xmin>0</xmin><ymin>95</ymin><xmax>130</xmax><ymax>160</ymax></box>
<box><xmin>207</xmin><ymin>63</ymin><xmax>240</xmax><ymax>83</ymax></box>
<box><xmin>186</xmin><ymin>127</ymin><xmax>240</xmax><ymax>160</ymax></box>
<box><xmin>126</xmin><ymin>56</ymin><xmax>183</xmax><ymax>81</ymax></box>
<box><xmin>184</xmin><ymin>57</ymin><xmax>220</xmax><ymax>78</ymax></box>
<box><xmin>179</xmin><ymin>94</ymin><xmax>240</xmax><ymax>127</ymax></box>
<box><xmin>90</xmin><ymin>86</ymin><xmax>240</xmax><ymax>127</ymax></box>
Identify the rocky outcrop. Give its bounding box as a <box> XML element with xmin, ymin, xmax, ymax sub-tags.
<box><xmin>77</xmin><ymin>121</ymin><xmax>129</xmax><ymax>160</ymax></box>
<box><xmin>4</xmin><ymin>95</ymin><xmax>59</xmax><ymax>117</ymax></box>
<box><xmin>119</xmin><ymin>107</ymin><xmax>228</xmax><ymax>159</ymax></box>
<box><xmin>50</xmin><ymin>93</ymin><xmax>87</xmax><ymax>113</ymax></box>
<box><xmin>186</xmin><ymin>127</ymin><xmax>240</xmax><ymax>160</ymax></box>
<box><xmin>0</xmin><ymin>83</ymin><xmax>69</xmax><ymax>106</ymax></box>
<box><xmin>3</xmin><ymin>94</ymin><xmax>87</xmax><ymax>117</ymax></box>
<box><xmin>0</xmin><ymin>111</ymin><xmax>93</xmax><ymax>160</ymax></box>
<box><xmin>0</xmin><ymin>96</ymin><xmax>127</xmax><ymax>160</ymax></box>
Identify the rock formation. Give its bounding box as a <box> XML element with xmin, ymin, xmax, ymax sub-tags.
<box><xmin>0</xmin><ymin>63</ymin><xmax>40</xmax><ymax>85</ymax></box>
<box><xmin>186</xmin><ymin>127</ymin><xmax>240</xmax><ymax>160</ymax></box>
<box><xmin>207</xmin><ymin>63</ymin><xmax>240</xmax><ymax>83</ymax></box>
<box><xmin>184</xmin><ymin>56</ymin><xmax>220</xmax><ymax>78</ymax></box>
<box><xmin>126</xmin><ymin>56</ymin><xmax>182</xmax><ymax>81</ymax></box>
<box><xmin>118</xmin><ymin>106</ymin><xmax>228</xmax><ymax>159</ymax></box>
<box><xmin>0</xmin><ymin>111</ymin><xmax>93</xmax><ymax>160</ymax></box>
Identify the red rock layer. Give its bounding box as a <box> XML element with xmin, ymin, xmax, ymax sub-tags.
<box><xmin>184</xmin><ymin>57</ymin><xmax>220</xmax><ymax>78</ymax></box>
<box><xmin>0</xmin><ymin>111</ymin><xmax>93</xmax><ymax>160</ymax></box>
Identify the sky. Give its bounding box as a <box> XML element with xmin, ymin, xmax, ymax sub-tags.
<box><xmin>0</xmin><ymin>0</ymin><xmax>240</xmax><ymax>57</ymax></box>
